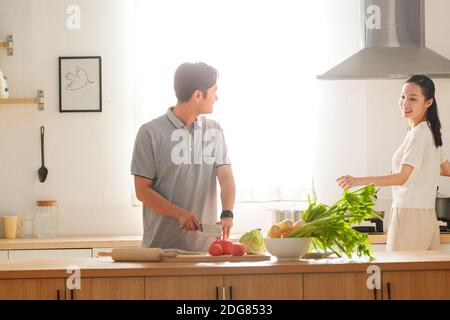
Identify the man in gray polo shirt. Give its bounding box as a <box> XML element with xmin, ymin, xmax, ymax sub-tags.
<box><xmin>131</xmin><ymin>62</ymin><xmax>236</xmax><ymax>252</ymax></box>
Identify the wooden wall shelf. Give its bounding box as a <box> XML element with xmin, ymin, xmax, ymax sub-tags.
<box><xmin>0</xmin><ymin>90</ymin><xmax>45</xmax><ymax>110</ymax></box>
<box><xmin>1</xmin><ymin>35</ymin><xmax>43</xmax><ymax>110</ymax></box>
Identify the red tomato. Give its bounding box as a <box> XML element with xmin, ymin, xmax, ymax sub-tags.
<box><xmin>219</xmin><ymin>240</ymin><xmax>234</xmax><ymax>255</ymax></box>
<box><xmin>208</xmin><ymin>243</ymin><xmax>223</xmax><ymax>256</ymax></box>
<box><xmin>231</xmin><ymin>243</ymin><xmax>246</xmax><ymax>256</ymax></box>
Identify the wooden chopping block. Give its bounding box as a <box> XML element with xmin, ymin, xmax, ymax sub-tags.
<box><xmin>97</xmin><ymin>247</ymin><xmax>272</xmax><ymax>263</ymax></box>
<box><xmin>97</xmin><ymin>247</ymin><xmax>178</xmax><ymax>262</ymax></box>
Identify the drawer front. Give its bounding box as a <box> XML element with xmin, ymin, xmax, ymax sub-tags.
<box><xmin>0</xmin><ymin>278</ymin><xmax>66</xmax><ymax>300</ymax></box>
<box><xmin>9</xmin><ymin>249</ymin><xmax>92</xmax><ymax>259</ymax></box>
<box><xmin>70</xmin><ymin>277</ymin><xmax>145</xmax><ymax>300</ymax></box>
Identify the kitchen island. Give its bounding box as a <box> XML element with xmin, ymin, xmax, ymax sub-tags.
<box><xmin>0</xmin><ymin>251</ymin><xmax>449</xmax><ymax>300</ymax></box>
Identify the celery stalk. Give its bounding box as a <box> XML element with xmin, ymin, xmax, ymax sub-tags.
<box><xmin>287</xmin><ymin>184</ymin><xmax>380</xmax><ymax>261</ymax></box>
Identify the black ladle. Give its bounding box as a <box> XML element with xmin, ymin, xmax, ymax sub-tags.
<box><xmin>38</xmin><ymin>126</ymin><xmax>48</xmax><ymax>182</ymax></box>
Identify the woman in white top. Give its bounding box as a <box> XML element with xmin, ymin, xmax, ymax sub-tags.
<box><xmin>337</xmin><ymin>75</ymin><xmax>450</xmax><ymax>251</ymax></box>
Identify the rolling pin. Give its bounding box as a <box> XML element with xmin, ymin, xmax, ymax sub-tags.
<box><xmin>97</xmin><ymin>247</ymin><xmax>178</xmax><ymax>262</ymax></box>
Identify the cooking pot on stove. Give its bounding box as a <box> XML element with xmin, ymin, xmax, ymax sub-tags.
<box><xmin>270</xmin><ymin>209</ymin><xmax>302</xmax><ymax>225</ymax></box>
<box><xmin>435</xmin><ymin>188</ymin><xmax>450</xmax><ymax>222</ymax></box>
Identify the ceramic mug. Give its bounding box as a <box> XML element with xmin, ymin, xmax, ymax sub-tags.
<box><xmin>2</xmin><ymin>216</ymin><xmax>23</xmax><ymax>239</ymax></box>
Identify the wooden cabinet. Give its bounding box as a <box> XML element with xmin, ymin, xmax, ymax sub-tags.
<box><xmin>224</xmin><ymin>274</ymin><xmax>302</xmax><ymax>300</ymax></box>
<box><xmin>145</xmin><ymin>276</ymin><xmax>223</xmax><ymax>300</ymax></box>
<box><xmin>145</xmin><ymin>274</ymin><xmax>302</xmax><ymax>300</ymax></box>
<box><xmin>382</xmin><ymin>271</ymin><xmax>450</xmax><ymax>300</ymax></box>
<box><xmin>0</xmin><ymin>278</ymin><xmax>65</xmax><ymax>300</ymax></box>
<box><xmin>303</xmin><ymin>272</ymin><xmax>379</xmax><ymax>300</ymax></box>
<box><xmin>1</xmin><ymin>271</ymin><xmax>450</xmax><ymax>300</ymax></box>
<box><xmin>68</xmin><ymin>277</ymin><xmax>145</xmax><ymax>300</ymax></box>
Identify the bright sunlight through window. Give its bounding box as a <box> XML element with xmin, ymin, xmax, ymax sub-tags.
<box><xmin>132</xmin><ymin>0</ymin><xmax>324</xmax><ymax>202</ymax></box>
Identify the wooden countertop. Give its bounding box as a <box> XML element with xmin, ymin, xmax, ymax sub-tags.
<box><xmin>0</xmin><ymin>236</ymin><xmax>142</xmax><ymax>250</ymax></box>
<box><xmin>0</xmin><ymin>251</ymin><xmax>449</xmax><ymax>279</ymax></box>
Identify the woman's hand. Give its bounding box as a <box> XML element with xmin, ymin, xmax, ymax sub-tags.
<box><xmin>336</xmin><ymin>175</ymin><xmax>364</xmax><ymax>189</ymax></box>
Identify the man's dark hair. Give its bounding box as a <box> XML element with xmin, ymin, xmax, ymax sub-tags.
<box><xmin>174</xmin><ymin>62</ymin><xmax>218</xmax><ymax>102</ymax></box>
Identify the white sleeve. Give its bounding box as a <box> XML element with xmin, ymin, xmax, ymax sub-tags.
<box><xmin>440</xmin><ymin>147</ymin><xmax>448</xmax><ymax>164</ymax></box>
<box><xmin>400</xmin><ymin>136</ymin><xmax>426</xmax><ymax>169</ymax></box>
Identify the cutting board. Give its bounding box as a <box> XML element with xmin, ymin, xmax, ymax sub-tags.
<box><xmin>162</xmin><ymin>254</ymin><xmax>271</xmax><ymax>263</ymax></box>
<box><xmin>97</xmin><ymin>247</ymin><xmax>271</xmax><ymax>263</ymax></box>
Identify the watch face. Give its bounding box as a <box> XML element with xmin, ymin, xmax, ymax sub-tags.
<box><xmin>221</xmin><ymin>211</ymin><xmax>233</xmax><ymax>218</ymax></box>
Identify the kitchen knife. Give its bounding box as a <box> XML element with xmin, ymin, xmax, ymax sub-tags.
<box><xmin>200</xmin><ymin>223</ymin><xmax>222</xmax><ymax>238</ymax></box>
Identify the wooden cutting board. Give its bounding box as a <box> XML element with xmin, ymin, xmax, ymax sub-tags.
<box><xmin>97</xmin><ymin>247</ymin><xmax>271</xmax><ymax>263</ymax></box>
<box><xmin>162</xmin><ymin>254</ymin><xmax>271</xmax><ymax>263</ymax></box>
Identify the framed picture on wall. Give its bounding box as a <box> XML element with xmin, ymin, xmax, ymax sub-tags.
<box><xmin>59</xmin><ymin>56</ymin><xmax>102</xmax><ymax>112</ymax></box>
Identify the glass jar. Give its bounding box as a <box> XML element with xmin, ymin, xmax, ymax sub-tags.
<box><xmin>33</xmin><ymin>200</ymin><xmax>64</xmax><ymax>238</ymax></box>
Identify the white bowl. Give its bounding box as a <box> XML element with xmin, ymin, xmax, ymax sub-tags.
<box><xmin>264</xmin><ymin>237</ymin><xmax>312</xmax><ymax>260</ymax></box>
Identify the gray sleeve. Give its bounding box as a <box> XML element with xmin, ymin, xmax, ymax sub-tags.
<box><xmin>131</xmin><ymin>125</ymin><xmax>156</xmax><ymax>179</ymax></box>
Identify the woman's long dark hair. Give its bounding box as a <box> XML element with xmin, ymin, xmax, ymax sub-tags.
<box><xmin>405</xmin><ymin>74</ymin><xmax>442</xmax><ymax>148</ymax></box>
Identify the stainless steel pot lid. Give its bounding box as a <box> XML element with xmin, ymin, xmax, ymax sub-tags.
<box><xmin>436</xmin><ymin>192</ymin><xmax>450</xmax><ymax>198</ymax></box>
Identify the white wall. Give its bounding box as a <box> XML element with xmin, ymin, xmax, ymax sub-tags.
<box><xmin>0</xmin><ymin>0</ymin><xmax>141</xmax><ymax>236</ymax></box>
<box><xmin>1</xmin><ymin>0</ymin><xmax>450</xmax><ymax>238</ymax></box>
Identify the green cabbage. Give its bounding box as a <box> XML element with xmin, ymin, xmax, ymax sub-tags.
<box><xmin>239</xmin><ymin>229</ymin><xmax>266</xmax><ymax>254</ymax></box>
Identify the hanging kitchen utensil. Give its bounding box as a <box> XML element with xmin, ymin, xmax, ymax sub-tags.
<box><xmin>38</xmin><ymin>126</ymin><xmax>48</xmax><ymax>183</ymax></box>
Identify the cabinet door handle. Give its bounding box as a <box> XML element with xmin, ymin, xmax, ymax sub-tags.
<box><xmin>215</xmin><ymin>287</ymin><xmax>219</xmax><ymax>300</ymax></box>
<box><xmin>229</xmin><ymin>286</ymin><xmax>233</xmax><ymax>300</ymax></box>
<box><xmin>373</xmin><ymin>288</ymin><xmax>377</xmax><ymax>300</ymax></box>
<box><xmin>56</xmin><ymin>289</ymin><xmax>60</xmax><ymax>300</ymax></box>
<box><xmin>222</xmin><ymin>287</ymin><xmax>226</xmax><ymax>300</ymax></box>
<box><xmin>70</xmin><ymin>289</ymin><xmax>74</xmax><ymax>300</ymax></box>
<box><xmin>387</xmin><ymin>282</ymin><xmax>391</xmax><ymax>300</ymax></box>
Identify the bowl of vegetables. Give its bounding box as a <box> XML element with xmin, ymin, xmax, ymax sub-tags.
<box><xmin>264</xmin><ymin>237</ymin><xmax>312</xmax><ymax>260</ymax></box>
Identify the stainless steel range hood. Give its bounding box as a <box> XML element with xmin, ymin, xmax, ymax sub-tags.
<box><xmin>317</xmin><ymin>0</ymin><xmax>450</xmax><ymax>80</ymax></box>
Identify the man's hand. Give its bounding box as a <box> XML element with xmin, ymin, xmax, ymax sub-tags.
<box><xmin>219</xmin><ymin>217</ymin><xmax>233</xmax><ymax>239</ymax></box>
<box><xmin>178</xmin><ymin>210</ymin><xmax>201</xmax><ymax>231</ymax></box>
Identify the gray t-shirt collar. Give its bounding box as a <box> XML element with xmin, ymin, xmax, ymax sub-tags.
<box><xmin>166</xmin><ymin>107</ymin><xmax>202</xmax><ymax>130</ymax></box>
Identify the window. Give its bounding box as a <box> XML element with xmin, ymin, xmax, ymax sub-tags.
<box><xmin>132</xmin><ymin>0</ymin><xmax>321</xmax><ymax>202</ymax></box>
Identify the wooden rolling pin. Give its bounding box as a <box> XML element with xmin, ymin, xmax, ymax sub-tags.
<box><xmin>97</xmin><ymin>247</ymin><xmax>178</xmax><ymax>262</ymax></box>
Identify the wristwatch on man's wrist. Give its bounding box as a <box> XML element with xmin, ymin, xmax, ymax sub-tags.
<box><xmin>220</xmin><ymin>210</ymin><xmax>234</xmax><ymax>219</ymax></box>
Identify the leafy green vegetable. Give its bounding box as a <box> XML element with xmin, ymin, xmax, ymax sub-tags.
<box><xmin>239</xmin><ymin>229</ymin><xmax>266</xmax><ymax>254</ymax></box>
<box><xmin>287</xmin><ymin>184</ymin><xmax>381</xmax><ymax>261</ymax></box>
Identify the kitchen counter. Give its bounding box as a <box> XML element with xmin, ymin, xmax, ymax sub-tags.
<box><xmin>0</xmin><ymin>251</ymin><xmax>450</xmax><ymax>279</ymax></box>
